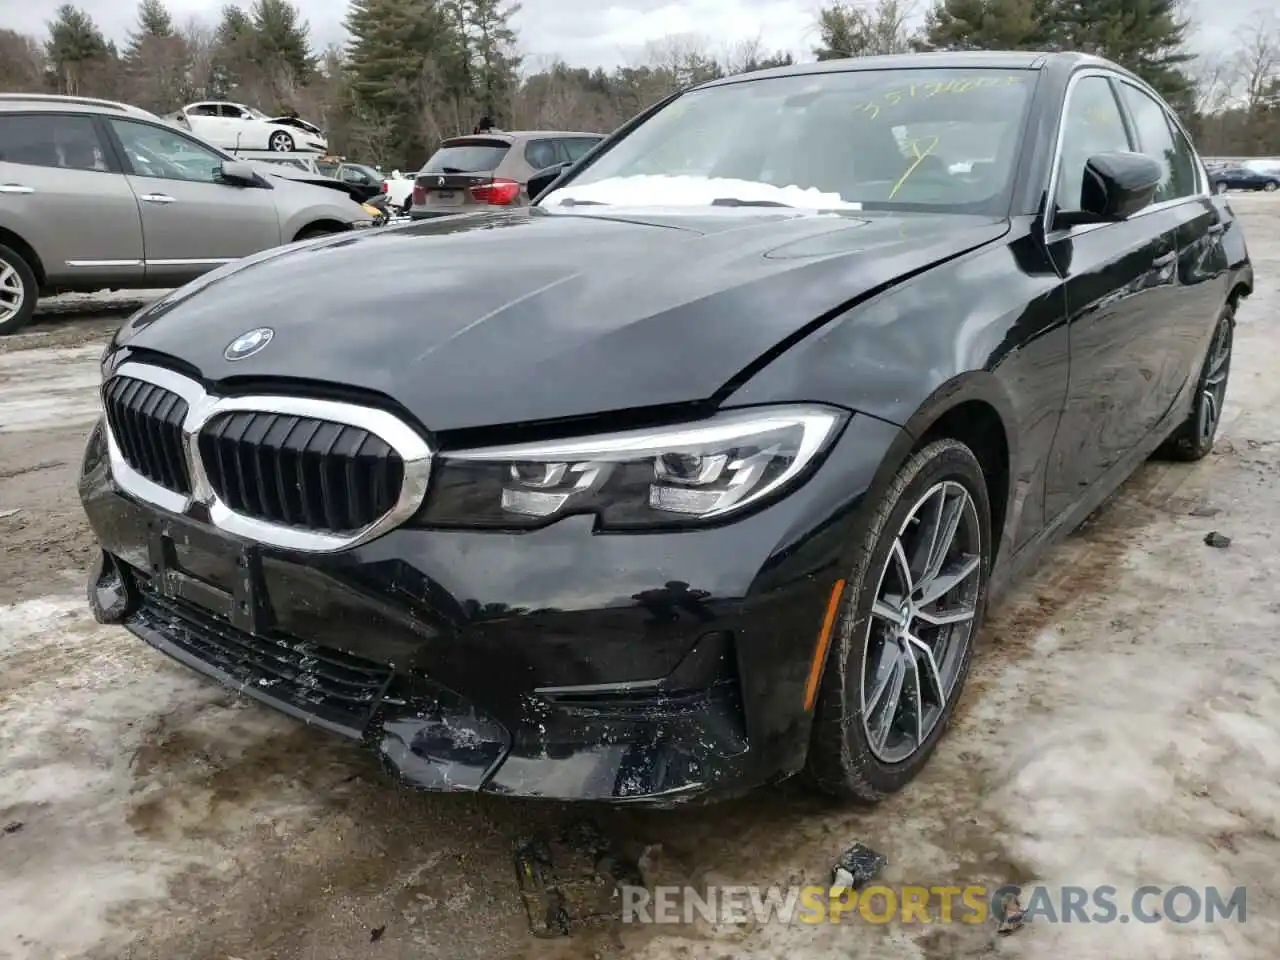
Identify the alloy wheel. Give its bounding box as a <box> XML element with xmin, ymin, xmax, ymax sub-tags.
<box><xmin>1197</xmin><ymin>316</ymin><xmax>1233</xmax><ymax>446</ymax></box>
<box><xmin>1266</xmin><ymin>182</ymin><xmax>1278</xmax><ymax>192</ymax></box>
<box><xmin>861</xmin><ymin>480</ymin><xmax>981</xmax><ymax>764</ymax></box>
<box><xmin>270</xmin><ymin>132</ymin><xmax>293</xmax><ymax>152</ymax></box>
<box><xmin>1215</xmin><ymin>182</ymin><xmax>1228</xmax><ymax>194</ymax></box>
<box><xmin>0</xmin><ymin>260</ymin><xmax>24</xmax><ymax>325</ymax></box>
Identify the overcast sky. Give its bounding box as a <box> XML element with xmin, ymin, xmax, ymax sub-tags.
<box><xmin>2</xmin><ymin>0</ymin><xmax>1269</xmax><ymax>70</ymax></box>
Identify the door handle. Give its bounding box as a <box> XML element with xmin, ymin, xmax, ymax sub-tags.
<box><xmin>141</xmin><ymin>193</ymin><xmax>176</xmax><ymax>204</ymax></box>
<box><xmin>1152</xmin><ymin>251</ymin><xmax>1177</xmax><ymax>269</ymax></box>
<box><xmin>0</xmin><ymin>184</ymin><xmax>34</xmax><ymax>194</ymax></box>
<box><xmin>1207</xmin><ymin>223</ymin><xmax>1226</xmax><ymax>237</ymax></box>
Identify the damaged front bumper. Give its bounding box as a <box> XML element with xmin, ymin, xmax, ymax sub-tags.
<box><xmin>87</xmin><ymin>544</ymin><xmax>753</xmax><ymax>805</ymax></box>
<box><xmin>78</xmin><ymin>411</ymin><xmax>904</xmax><ymax>805</ymax></box>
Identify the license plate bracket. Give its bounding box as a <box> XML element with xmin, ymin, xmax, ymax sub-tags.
<box><xmin>147</xmin><ymin>520</ymin><xmax>270</xmax><ymax>636</ymax></box>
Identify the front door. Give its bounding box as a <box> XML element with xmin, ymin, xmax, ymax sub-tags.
<box><xmin>1042</xmin><ymin>73</ymin><xmax>1182</xmax><ymax>522</ymax></box>
<box><xmin>0</xmin><ymin>112</ymin><xmax>144</xmax><ymax>286</ymax></box>
<box><xmin>103</xmin><ymin>117</ymin><xmax>282</xmax><ymax>285</ymax></box>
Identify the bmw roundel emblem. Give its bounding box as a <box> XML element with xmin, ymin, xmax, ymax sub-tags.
<box><xmin>224</xmin><ymin>327</ymin><xmax>274</xmax><ymax>361</ymax></box>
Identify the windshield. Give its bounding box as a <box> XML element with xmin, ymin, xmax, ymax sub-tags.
<box><xmin>420</xmin><ymin>139</ymin><xmax>510</xmax><ymax>174</ymax></box>
<box><xmin>539</xmin><ymin>68</ymin><xmax>1037</xmax><ymax>214</ymax></box>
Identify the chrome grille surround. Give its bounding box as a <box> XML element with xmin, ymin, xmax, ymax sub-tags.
<box><xmin>102</xmin><ymin>361</ymin><xmax>433</xmax><ymax>553</ymax></box>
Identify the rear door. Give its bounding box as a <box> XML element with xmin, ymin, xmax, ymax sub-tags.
<box><xmin>1113</xmin><ymin>80</ymin><xmax>1227</xmax><ymax>424</ymax></box>
<box><xmin>558</xmin><ymin>136</ymin><xmax>603</xmax><ymax>162</ymax></box>
<box><xmin>183</xmin><ymin>103</ymin><xmax>227</xmax><ymax>146</ymax></box>
<box><xmin>0</xmin><ymin>111</ymin><xmax>144</xmax><ymax>285</ymax></box>
<box><xmin>220</xmin><ymin>104</ymin><xmax>265</xmax><ymax>151</ymax></box>
<box><xmin>413</xmin><ymin>137</ymin><xmax>512</xmax><ymax>214</ymax></box>
<box><xmin>103</xmin><ymin>117</ymin><xmax>281</xmax><ymax>285</ymax></box>
<box><xmin>1041</xmin><ymin>73</ymin><xmax>1183</xmax><ymax>521</ymax></box>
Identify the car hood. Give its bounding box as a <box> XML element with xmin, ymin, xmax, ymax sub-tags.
<box><xmin>110</xmin><ymin>207</ymin><xmax>1009</xmax><ymax>433</ymax></box>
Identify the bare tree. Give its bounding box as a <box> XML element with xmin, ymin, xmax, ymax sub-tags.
<box><xmin>815</xmin><ymin>0</ymin><xmax>919</xmax><ymax>60</ymax></box>
<box><xmin>0</xmin><ymin>29</ymin><xmax>46</xmax><ymax>92</ymax></box>
<box><xmin>1233</xmin><ymin>15</ymin><xmax>1280</xmax><ymax>111</ymax></box>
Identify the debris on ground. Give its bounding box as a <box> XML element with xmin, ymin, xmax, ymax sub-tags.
<box><xmin>0</xmin><ymin>509</ymin><xmax>19</xmax><ymax>521</ymax></box>
<box><xmin>1189</xmin><ymin>505</ymin><xmax>1220</xmax><ymax>518</ymax></box>
<box><xmin>1204</xmin><ymin>531</ymin><xmax>1232</xmax><ymax>548</ymax></box>
<box><xmin>2</xmin><ymin>821</ymin><xmax>23</xmax><ymax>835</ymax></box>
<box><xmin>829</xmin><ymin>841</ymin><xmax>887</xmax><ymax>897</ymax></box>
<box><xmin>369</xmin><ymin>925</ymin><xmax>386</xmax><ymax>942</ymax></box>
<box><xmin>992</xmin><ymin>889</ymin><xmax>1027</xmax><ymax>935</ymax></box>
<box><xmin>512</xmin><ymin>820</ymin><xmax>641</xmax><ymax>937</ymax></box>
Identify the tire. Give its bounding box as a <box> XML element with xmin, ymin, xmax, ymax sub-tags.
<box><xmin>1214</xmin><ymin>181</ymin><xmax>1229</xmax><ymax>195</ymax></box>
<box><xmin>0</xmin><ymin>242</ymin><xmax>38</xmax><ymax>336</ymax></box>
<box><xmin>805</xmin><ymin>438</ymin><xmax>992</xmax><ymax>802</ymax></box>
<box><xmin>269</xmin><ymin>131</ymin><xmax>295</xmax><ymax>152</ymax></box>
<box><xmin>1156</xmin><ymin>300</ymin><xmax>1235</xmax><ymax>462</ymax></box>
<box><xmin>1265</xmin><ymin>181</ymin><xmax>1278</xmax><ymax>192</ymax></box>
<box><xmin>294</xmin><ymin>226</ymin><xmax>340</xmax><ymax>242</ymax></box>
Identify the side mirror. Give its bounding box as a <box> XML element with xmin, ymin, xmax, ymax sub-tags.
<box><xmin>528</xmin><ymin>161</ymin><xmax>574</xmax><ymax>203</ymax></box>
<box><xmin>1055</xmin><ymin>152</ymin><xmax>1163</xmax><ymax>229</ymax></box>
<box><xmin>220</xmin><ymin>159</ymin><xmax>259</xmax><ymax>186</ymax></box>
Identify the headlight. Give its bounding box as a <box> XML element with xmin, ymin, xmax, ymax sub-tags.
<box><xmin>417</xmin><ymin>404</ymin><xmax>847</xmax><ymax>530</ymax></box>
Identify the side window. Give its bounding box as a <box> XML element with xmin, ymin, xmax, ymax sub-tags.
<box><xmin>109</xmin><ymin>119</ymin><xmax>226</xmax><ymax>184</ymax></box>
<box><xmin>1116</xmin><ymin>83</ymin><xmax>1197</xmax><ymax>203</ymax></box>
<box><xmin>220</xmin><ymin>105</ymin><xmax>248</xmax><ymax>119</ymax></box>
<box><xmin>0</xmin><ymin>113</ymin><xmax>108</xmax><ymax>172</ymax></box>
<box><xmin>560</xmin><ymin>137</ymin><xmax>600</xmax><ymax>162</ymax></box>
<box><xmin>188</xmin><ymin>104</ymin><xmax>219</xmax><ymax>117</ymax></box>
<box><xmin>1055</xmin><ymin>76</ymin><xmax>1132</xmax><ymax>212</ymax></box>
<box><xmin>523</xmin><ymin>138</ymin><xmax>558</xmax><ymax>171</ymax></box>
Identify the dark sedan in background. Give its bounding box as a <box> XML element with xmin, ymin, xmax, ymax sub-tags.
<box><xmin>1210</xmin><ymin>165</ymin><xmax>1280</xmax><ymax>193</ymax></box>
<box><xmin>82</xmin><ymin>51</ymin><xmax>1251</xmax><ymax>807</ymax></box>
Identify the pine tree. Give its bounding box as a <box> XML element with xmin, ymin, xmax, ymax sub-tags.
<box><xmin>45</xmin><ymin>5</ymin><xmax>112</xmax><ymax>95</ymax></box>
<box><xmin>123</xmin><ymin>0</ymin><xmax>190</xmax><ymax>111</ymax></box>
<box><xmin>1060</xmin><ymin>0</ymin><xmax>1194</xmax><ymax>108</ymax></box>
<box><xmin>462</xmin><ymin>0</ymin><xmax>521</xmax><ymax>123</ymax></box>
<box><xmin>344</xmin><ymin>0</ymin><xmax>470</xmax><ymax>160</ymax></box>
<box><xmin>135</xmin><ymin>0</ymin><xmax>175</xmax><ymax>39</ymax></box>
<box><xmin>918</xmin><ymin>0</ymin><xmax>1054</xmax><ymax>51</ymax></box>
<box><xmin>251</xmin><ymin>0</ymin><xmax>316</xmax><ymax>83</ymax></box>
<box><xmin>917</xmin><ymin>0</ymin><xmax>1193</xmax><ymax>108</ymax></box>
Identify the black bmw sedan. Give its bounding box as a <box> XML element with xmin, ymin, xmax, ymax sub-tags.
<box><xmin>81</xmin><ymin>51</ymin><xmax>1253</xmax><ymax>806</ymax></box>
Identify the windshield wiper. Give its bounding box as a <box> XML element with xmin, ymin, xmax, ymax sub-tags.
<box><xmin>438</xmin><ymin>166</ymin><xmax>467</xmax><ymax>174</ymax></box>
<box><xmin>711</xmin><ymin>198</ymin><xmax>792</xmax><ymax>207</ymax></box>
<box><xmin>555</xmin><ymin>198</ymin><xmax>606</xmax><ymax>206</ymax></box>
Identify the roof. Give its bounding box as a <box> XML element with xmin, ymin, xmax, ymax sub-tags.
<box><xmin>696</xmin><ymin>50</ymin><xmax>1123</xmax><ymax>88</ymax></box>
<box><xmin>442</xmin><ymin>130</ymin><xmax>604</xmax><ymax>143</ymax></box>
<box><xmin>0</xmin><ymin>92</ymin><xmax>159</xmax><ymax>120</ymax></box>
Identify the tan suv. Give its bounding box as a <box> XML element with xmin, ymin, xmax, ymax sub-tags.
<box><xmin>409</xmin><ymin>130</ymin><xmax>604</xmax><ymax>219</ymax></box>
<box><xmin>0</xmin><ymin>94</ymin><xmax>373</xmax><ymax>335</ymax></box>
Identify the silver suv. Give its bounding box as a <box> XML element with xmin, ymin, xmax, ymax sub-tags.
<box><xmin>0</xmin><ymin>94</ymin><xmax>373</xmax><ymax>335</ymax></box>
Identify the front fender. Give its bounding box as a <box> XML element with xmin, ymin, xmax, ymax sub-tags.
<box><xmin>726</xmin><ymin>221</ymin><xmax>1070</xmax><ymax>561</ymax></box>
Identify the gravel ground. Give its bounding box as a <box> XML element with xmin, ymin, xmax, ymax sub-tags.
<box><xmin>1</xmin><ymin>201</ymin><xmax>1277</xmax><ymax>960</ymax></box>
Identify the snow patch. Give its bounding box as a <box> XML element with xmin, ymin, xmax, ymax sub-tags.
<box><xmin>542</xmin><ymin>174</ymin><xmax>861</xmax><ymax>210</ymax></box>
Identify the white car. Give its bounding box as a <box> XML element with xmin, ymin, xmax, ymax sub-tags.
<box><xmin>382</xmin><ymin>169</ymin><xmax>415</xmax><ymax>212</ymax></box>
<box><xmin>166</xmin><ymin>101</ymin><xmax>328</xmax><ymax>153</ymax></box>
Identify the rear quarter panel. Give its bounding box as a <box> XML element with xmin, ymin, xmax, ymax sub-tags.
<box><xmin>1213</xmin><ymin>195</ymin><xmax>1253</xmax><ymax>298</ymax></box>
